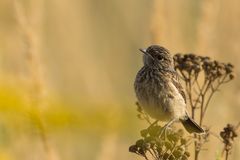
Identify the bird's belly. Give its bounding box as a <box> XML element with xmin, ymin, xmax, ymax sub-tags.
<box><xmin>137</xmin><ymin>83</ymin><xmax>186</xmax><ymax>121</ymax></box>
<box><xmin>141</xmin><ymin>102</ymin><xmax>172</xmax><ymax>121</ymax></box>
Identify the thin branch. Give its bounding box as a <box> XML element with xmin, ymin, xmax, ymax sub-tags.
<box><xmin>225</xmin><ymin>150</ymin><xmax>229</xmax><ymax>160</ymax></box>
<box><xmin>235</xmin><ymin>122</ymin><xmax>240</xmax><ymax>130</ymax></box>
<box><xmin>209</xmin><ymin>131</ymin><xmax>222</xmax><ymax>142</ymax></box>
<box><xmin>147</xmin><ymin>149</ymin><xmax>158</xmax><ymax>160</ymax></box>
<box><xmin>202</xmin><ymin>75</ymin><xmax>227</xmax><ymax>117</ymax></box>
<box><xmin>193</xmin><ymin>79</ymin><xmax>207</xmax><ymax>110</ymax></box>
<box><xmin>199</xmin><ymin>79</ymin><xmax>212</xmax><ymax>126</ymax></box>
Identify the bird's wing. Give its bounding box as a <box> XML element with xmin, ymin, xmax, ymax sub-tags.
<box><xmin>171</xmin><ymin>74</ymin><xmax>187</xmax><ymax>103</ymax></box>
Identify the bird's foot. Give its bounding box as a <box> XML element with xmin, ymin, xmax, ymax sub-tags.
<box><xmin>158</xmin><ymin>119</ymin><xmax>177</xmax><ymax>139</ymax></box>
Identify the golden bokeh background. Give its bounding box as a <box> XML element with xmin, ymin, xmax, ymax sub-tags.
<box><xmin>0</xmin><ymin>0</ymin><xmax>239</xmax><ymax>160</ymax></box>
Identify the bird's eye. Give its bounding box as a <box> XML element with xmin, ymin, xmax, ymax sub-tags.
<box><xmin>157</xmin><ymin>55</ymin><xmax>164</xmax><ymax>61</ymax></box>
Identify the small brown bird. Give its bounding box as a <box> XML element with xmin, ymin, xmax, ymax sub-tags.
<box><xmin>134</xmin><ymin>45</ymin><xmax>204</xmax><ymax>134</ymax></box>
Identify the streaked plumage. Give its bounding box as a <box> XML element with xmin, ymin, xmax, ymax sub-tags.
<box><xmin>134</xmin><ymin>45</ymin><xmax>204</xmax><ymax>133</ymax></box>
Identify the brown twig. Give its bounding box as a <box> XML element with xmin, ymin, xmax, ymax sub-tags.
<box><xmin>174</xmin><ymin>53</ymin><xmax>235</xmax><ymax>160</ymax></box>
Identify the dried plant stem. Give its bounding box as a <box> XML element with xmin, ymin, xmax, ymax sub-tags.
<box><xmin>174</xmin><ymin>53</ymin><xmax>235</xmax><ymax>160</ymax></box>
<box><xmin>184</xmin><ymin>73</ymin><xmax>228</xmax><ymax>159</ymax></box>
<box><xmin>194</xmin><ymin>149</ymin><xmax>199</xmax><ymax>160</ymax></box>
<box><xmin>202</xmin><ymin>75</ymin><xmax>227</xmax><ymax>117</ymax></box>
<box><xmin>33</xmin><ymin>113</ymin><xmax>51</xmax><ymax>154</ymax></box>
<box><xmin>225</xmin><ymin>150</ymin><xmax>229</xmax><ymax>160</ymax></box>
<box><xmin>13</xmin><ymin>1</ymin><xmax>58</xmax><ymax>160</ymax></box>
<box><xmin>236</xmin><ymin>122</ymin><xmax>240</xmax><ymax>130</ymax></box>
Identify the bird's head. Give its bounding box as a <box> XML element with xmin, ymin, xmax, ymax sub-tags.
<box><xmin>139</xmin><ymin>45</ymin><xmax>173</xmax><ymax>69</ymax></box>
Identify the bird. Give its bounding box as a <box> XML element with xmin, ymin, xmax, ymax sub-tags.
<box><xmin>134</xmin><ymin>45</ymin><xmax>204</xmax><ymax>134</ymax></box>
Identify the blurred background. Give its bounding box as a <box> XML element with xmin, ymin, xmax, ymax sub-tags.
<box><xmin>0</xmin><ymin>0</ymin><xmax>240</xmax><ymax>159</ymax></box>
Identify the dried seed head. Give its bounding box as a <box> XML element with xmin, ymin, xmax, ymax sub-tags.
<box><xmin>140</xmin><ymin>129</ymin><xmax>148</xmax><ymax>138</ymax></box>
<box><xmin>174</xmin><ymin>53</ymin><xmax>235</xmax><ymax>84</ymax></box>
<box><xmin>229</xmin><ymin>74</ymin><xmax>235</xmax><ymax>80</ymax></box>
<box><xmin>220</xmin><ymin>123</ymin><xmax>238</xmax><ymax>154</ymax></box>
<box><xmin>184</xmin><ymin>151</ymin><xmax>191</xmax><ymax>157</ymax></box>
<box><xmin>129</xmin><ymin>145</ymin><xmax>138</xmax><ymax>153</ymax></box>
<box><xmin>173</xmin><ymin>150</ymin><xmax>183</xmax><ymax>157</ymax></box>
<box><xmin>136</xmin><ymin>139</ymin><xmax>144</xmax><ymax>148</ymax></box>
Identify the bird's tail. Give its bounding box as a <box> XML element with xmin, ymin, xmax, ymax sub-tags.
<box><xmin>180</xmin><ymin>117</ymin><xmax>204</xmax><ymax>134</ymax></box>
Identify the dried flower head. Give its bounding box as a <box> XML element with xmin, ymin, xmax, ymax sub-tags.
<box><xmin>173</xmin><ymin>53</ymin><xmax>235</xmax><ymax>160</ymax></box>
<box><xmin>130</xmin><ymin>103</ymin><xmax>191</xmax><ymax>160</ymax></box>
<box><xmin>131</xmin><ymin>52</ymin><xmax>235</xmax><ymax>160</ymax></box>
<box><xmin>174</xmin><ymin>53</ymin><xmax>235</xmax><ymax>82</ymax></box>
<box><xmin>220</xmin><ymin>123</ymin><xmax>238</xmax><ymax>155</ymax></box>
<box><xmin>129</xmin><ymin>122</ymin><xmax>190</xmax><ymax>160</ymax></box>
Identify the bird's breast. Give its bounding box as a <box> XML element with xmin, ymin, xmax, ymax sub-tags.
<box><xmin>134</xmin><ymin>68</ymin><xmax>186</xmax><ymax>120</ymax></box>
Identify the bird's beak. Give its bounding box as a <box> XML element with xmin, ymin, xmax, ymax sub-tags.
<box><xmin>139</xmin><ymin>48</ymin><xmax>147</xmax><ymax>54</ymax></box>
<box><xmin>139</xmin><ymin>48</ymin><xmax>154</xmax><ymax>60</ymax></box>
